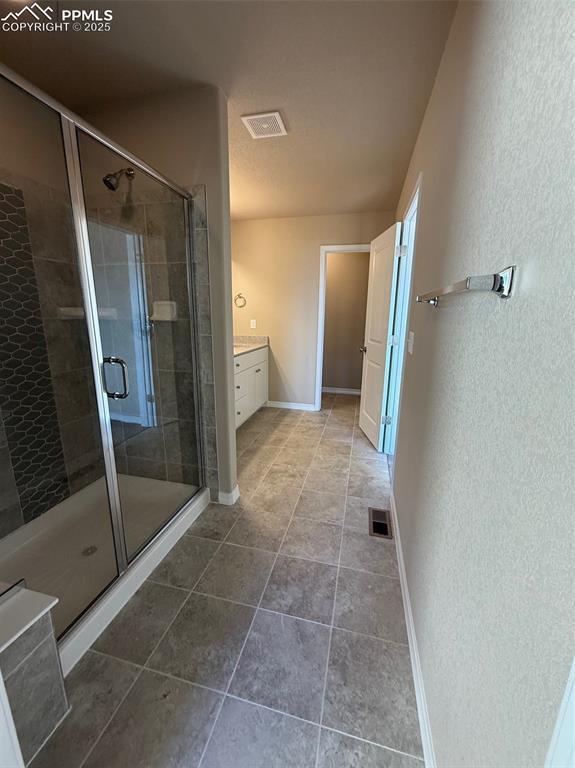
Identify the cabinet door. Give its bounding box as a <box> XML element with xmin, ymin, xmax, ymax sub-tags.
<box><xmin>235</xmin><ymin>394</ymin><xmax>249</xmax><ymax>428</ymax></box>
<box><xmin>245</xmin><ymin>366</ymin><xmax>257</xmax><ymax>414</ymax></box>
<box><xmin>254</xmin><ymin>364</ymin><xmax>268</xmax><ymax>408</ymax></box>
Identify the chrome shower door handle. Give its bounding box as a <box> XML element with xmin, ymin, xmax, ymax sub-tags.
<box><xmin>103</xmin><ymin>356</ymin><xmax>129</xmax><ymax>400</ymax></box>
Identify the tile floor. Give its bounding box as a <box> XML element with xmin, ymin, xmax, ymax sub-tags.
<box><xmin>32</xmin><ymin>394</ymin><xmax>423</xmax><ymax>768</ymax></box>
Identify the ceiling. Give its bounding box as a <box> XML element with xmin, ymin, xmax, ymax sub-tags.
<box><xmin>0</xmin><ymin>1</ymin><xmax>456</xmax><ymax>219</ymax></box>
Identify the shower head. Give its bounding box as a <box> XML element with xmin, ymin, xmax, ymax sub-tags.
<box><xmin>102</xmin><ymin>167</ymin><xmax>135</xmax><ymax>191</ymax></box>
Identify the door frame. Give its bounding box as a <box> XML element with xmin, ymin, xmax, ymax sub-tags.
<box><xmin>384</xmin><ymin>175</ymin><xmax>422</xmax><ymax>458</ymax></box>
<box><xmin>382</xmin><ymin>183</ymin><xmax>420</xmax><ymax>453</ymax></box>
<box><xmin>315</xmin><ymin>244</ymin><xmax>371</xmax><ymax>411</ymax></box>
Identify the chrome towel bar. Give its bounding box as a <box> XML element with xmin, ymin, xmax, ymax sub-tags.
<box><xmin>416</xmin><ymin>266</ymin><xmax>515</xmax><ymax>307</ymax></box>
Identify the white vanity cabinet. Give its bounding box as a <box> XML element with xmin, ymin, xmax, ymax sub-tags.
<box><xmin>234</xmin><ymin>346</ymin><xmax>268</xmax><ymax>428</ymax></box>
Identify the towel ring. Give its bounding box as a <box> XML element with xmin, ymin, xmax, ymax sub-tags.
<box><xmin>234</xmin><ymin>293</ymin><xmax>247</xmax><ymax>308</ymax></box>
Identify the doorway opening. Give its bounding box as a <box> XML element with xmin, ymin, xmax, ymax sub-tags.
<box><xmin>315</xmin><ymin>244</ymin><xmax>370</xmax><ymax>410</ymax></box>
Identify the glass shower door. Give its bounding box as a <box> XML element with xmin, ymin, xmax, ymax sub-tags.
<box><xmin>0</xmin><ymin>76</ymin><xmax>119</xmax><ymax>636</ymax></box>
<box><xmin>76</xmin><ymin>131</ymin><xmax>201</xmax><ymax>560</ymax></box>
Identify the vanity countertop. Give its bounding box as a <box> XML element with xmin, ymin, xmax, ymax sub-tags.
<box><xmin>233</xmin><ymin>343</ymin><xmax>267</xmax><ymax>356</ymax></box>
<box><xmin>233</xmin><ymin>335</ymin><xmax>269</xmax><ymax>357</ymax></box>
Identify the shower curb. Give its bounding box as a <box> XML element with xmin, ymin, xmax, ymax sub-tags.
<box><xmin>58</xmin><ymin>489</ymin><xmax>210</xmax><ymax>677</ymax></box>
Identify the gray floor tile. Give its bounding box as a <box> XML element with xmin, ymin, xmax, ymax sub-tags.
<box><xmin>297</xmin><ymin>424</ymin><xmax>325</xmax><ymax>436</ymax></box>
<box><xmin>340</xmin><ymin>529</ymin><xmax>399</xmax><ymax>578</ymax></box>
<box><xmin>334</xmin><ymin>568</ymin><xmax>407</xmax><ymax>644</ymax></box>
<box><xmin>311</xmin><ymin>453</ymin><xmax>351</xmax><ymax>472</ymax></box>
<box><xmin>230</xmin><ymin>610</ymin><xmax>330</xmax><ymax>722</ymax></box>
<box><xmin>351</xmin><ymin>434</ymin><xmax>386</xmax><ymax>459</ymax></box>
<box><xmin>280</xmin><ymin>518</ymin><xmax>342</xmax><ymax>565</ymax></box>
<box><xmin>237</xmin><ymin>460</ymin><xmax>268</xmax><ymax>497</ymax></box>
<box><xmin>237</xmin><ymin>452</ymin><xmax>266</xmax><ymax>473</ymax></box>
<box><xmin>226</xmin><ymin>505</ymin><xmax>291</xmax><ymax>552</ymax></box>
<box><xmin>148</xmin><ymin>593</ymin><xmax>254</xmax><ymax>689</ymax></box>
<box><xmin>349</xmin><ymin>456</ymin><xmax>391</xmax><ymax>481</ymax></box>
<box><xmin>284</xmin><ymin>436</ymin><xmax>321</xmax><ymax>451</ymax></box>
<box><xmin>322</xmin><ymin>427</ymin><xmax>353</xmax><ymax>442</ymax></box>
<box><xmin>318</xmin><ymin>729</ymin><xmax>422</xmax><ymax>768</ymax></box>
<box><xmin>261</xmin><ymin>555</ymin><xmax>337</xmax><ymax>624</ymax></box>
<box><xmin>31</xmin><ymin>651</ymin><xmax>139</xmax><ymax>768</ymax></box>
<box><xmin>323</xmin><ymin>629</ymin><xmax>422</xmax><ymax>756</ymax></box>
<box><xmin>188</xmin><ymin>504</ymin><xmax>240</xmax><ymax>541</ymax></box>
<box><xmin>295</xmin><ymin>490</ymin><xmax>346</xmax><ymax>524</ymax></box>
<box><xmin>202</xmin><ymin>697</ymin><xmax>318</xmax><ymax>768</ymax></box>
<box><xmin>273</xmin><ymin>447</ymin><xmax>316</xmax><ymax>469</ymax></box>
<box><xmin>254</xmin><ymin>432</ymin><xmax>290</xmax><ymax>447</ymax></box>
<box><xmin>93</xmin><ymin>581</ymin><xmax>187</xmax><ymax>665</ymax></box>
<box><xmin>344</xmin><ymin>496</ymin><xmax>380</xmax><ymax>531</ymax></box>
<box><xmin>317</xmin><ymin>439</ymin><xmax>351</xmax><ymax>457</ymax></box>
<box><xmin>248</xmin><ymin>481</ymin><xmax>302</xmax><ymax>519</ymax></box>
<box><xmin>149</xmin><ymin>535</ymin><xmax>219</xmax><ymax>590</ymax></box>
<box><xmin>236</xmin><ymin>429</ymin><xmax>261</xmax><ymax>453</ymax></box>
<box><xmin>304</xmin><ymin>470</ymin><xmax>348</xmax><ymax>495</ymax></box>
<box><xmin>299</xmin><ymin>413</ymin><xmax>329</xmax><ymax>426</ymax></box>
<box><xmin>274</xmin><ymin>410</ymin><xmax>303</xmax><ymax>424</ymax></box>
<box><xmin>268</xmin><ymin>418</ymin><xmax>298</xmax><ymax>431</ymax></box>
<box><xmin>327</xmin><ymin>415</ymin><xmax>355</xmax><ymax>429</ymax></box>
<box><xmin>195</xmin><ymin>544</ymin><xmax>275</xmax><ymax>605</ymax></box>
<box><xmin>348</xmin><ymin>473</ymin><xmax>390</xmax><ymax>502</ymax></box>
<box><xmin>329</xmin><ymin>404</ymin><xmax>356</xmax><ymax>416</ymax></box>
<box><xmin>263</xmin><ymin>464</ymin><xmax>307</xmax><ymax>490</ymax></box>
<box><xmin>240</xmin><ymin>443</ymin><xmax>283</xmax><ymax>468</ymax></box>
<box><xmin>83</xmin><ymin>669</ymin><xmax>221</xmax><ymax>768</ymax></box>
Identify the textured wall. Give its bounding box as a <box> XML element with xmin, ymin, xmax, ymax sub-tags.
<box><xmin>232</xmin><ymin>212</ymin><xmax>393</xmax><ymax>404</ymax></box>
<box><xmin>393</xmin><ymin>2</ymin><xmax>574</xmax><ymax>765</ymax></box>
<box><xmin>322</xmin><ymin>251</ymin><xmax>369</xmax><ymax>390</ymax></box>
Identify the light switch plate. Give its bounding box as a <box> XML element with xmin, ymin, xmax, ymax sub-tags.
<box><xmin>407</xmin><ymin>331</ymin><xmax>415</xmax><ymax>355</ymax></box>
<box><xmin>250</xmin><ymin>319</ymin><xmax>257</xmax><ymax>329</ymax></box>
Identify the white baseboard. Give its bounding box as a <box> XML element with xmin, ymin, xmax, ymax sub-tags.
<box><xmin>218</xmin><ymin>485</ymin><xmax>240</xmax><ymax>505</ymax></box>
<box><xmin>321</xmin><ymin>387</ymin><xmax>361</xmax><ymax>395</ymax></box>
<box><xmin>58</xmin><ymin>488</ymin><xmax>210</xmax><ymax>676</ymax></box>
<box><xmin>390</xmin><ymin>492</ymin><xmax>436</xmax><ymax>768</ymax></box>
<box><xmin>265</xmin><ymin>401</ymin><xmax>317</xmax><ymax>411</ymax></box>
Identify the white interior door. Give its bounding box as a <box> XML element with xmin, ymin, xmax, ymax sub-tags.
<box><xmin>359</xmin><ymin>223</ymin><xmax>401</xmax><ymax>449</ymax></box>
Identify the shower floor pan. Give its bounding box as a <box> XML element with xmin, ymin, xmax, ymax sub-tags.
<box><xmin>0</xmin><ymin>474</ymin><xmax>197</xmax><ymax>636</ymax></box>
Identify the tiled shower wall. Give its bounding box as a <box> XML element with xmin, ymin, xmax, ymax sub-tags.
<box><xmin>190</xmin><ymin>185</ymin><xmax>219</xmax><ymax>499</ymax></box>
<box><xmin>0</xmin><ymin>174</ymin><xmax>103</xmax><ymax>536</ymax></box>
<box><xmin>85</xmin><ymin>186</ymin><xmax>203</xmax><ymax>488</ymax></box>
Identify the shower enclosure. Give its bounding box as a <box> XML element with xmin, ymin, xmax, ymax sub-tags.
<box><xmin>0</xmin><ymin>69</ymin><xmax>204</xmax><ymax>637</ymax></box>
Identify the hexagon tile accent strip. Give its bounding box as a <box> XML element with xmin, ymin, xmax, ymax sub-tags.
<box><xmin>0</xmin><ymin>181</ymin><xmax>69</xmax><ymax>523</ymax></box>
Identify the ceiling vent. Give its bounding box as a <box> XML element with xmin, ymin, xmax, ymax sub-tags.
<box><xmin>241</xmin><ymin>111</ymin><xmax>287</xmax><ymax>139</ymax></box>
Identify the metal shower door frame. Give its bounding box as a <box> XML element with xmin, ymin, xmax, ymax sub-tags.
<box><xmin>61</xmin><ymin>120</ymin><xmax>207</xmax><ymax>574</ymax></box>
<box><xmin>61</xmin><ymin>117</ymin><xmax>129</xmax><ymax>571</ymax></box>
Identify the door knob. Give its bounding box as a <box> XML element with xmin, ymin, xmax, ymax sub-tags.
<box><xmin>359</xmin><ymin>345</ymin><xmax>367</xmax><ymax>353</ymax></box>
